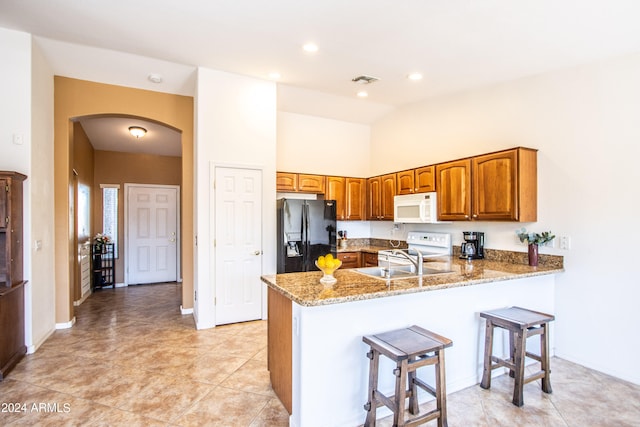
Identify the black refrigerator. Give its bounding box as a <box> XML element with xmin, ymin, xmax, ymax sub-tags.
<box><xmin>277</xmin><ymin>199</ymin><xmax>337</xmax><ymax>273</ymax></box>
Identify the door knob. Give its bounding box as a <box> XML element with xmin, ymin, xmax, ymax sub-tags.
<box><xmin>253</xmin><ymin>250</ymin><xmax>261</xmax><ymax>255</ymax></box>
<box><xmin>169</xmin><ymin>238</ymin><xmax>176</xmax><ymax>242</ymax></box>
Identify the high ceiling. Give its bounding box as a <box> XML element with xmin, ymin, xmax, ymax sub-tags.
<box><xmin>2</xmin><ymin>0</ymin><xmax>640</xmax><ymax>153</ymax></box>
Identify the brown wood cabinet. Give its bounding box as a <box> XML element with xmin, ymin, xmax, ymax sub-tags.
<box><xmin>415</xmin><ymin>165</ymin><xmax>436</xmax><ymax>193</ymax></box>
<box><xmin>367</xmin><ymin>173</ymin><xmax>396</xmax><ymax>220</ymax></box>
<box><xmin>0</xmin><ymin>171</ymin><xmax>27</xmax><ymax>380</ymax></box>
<box><xmin>396</xmin><ymin>169</ymin><xmax>415</xmax><ymax>195</ymax></box>
<box><xmin>267</xmin><ymin>287</ymin><xmax>292</xmax><ymax>414</ymax></box>
<box><xmin>436</xmin><ymin>148</ymin><xmax>537</xmax><ymax>222</ymax></box>
<box><xmin>397</xmin><ymin>166</ymin><xmax>435</xmax><ymax>195</ymax></box>
<box><xmin>0</xmin><ymin>172</ymin><xmax>26</xmax><ymax>287</ymax></box>
<box><xmin>326</xmin><ymin>176</ymin><xmax>346</xmax><ymax>218</ymax></box>
<box><xmin>472</xmin><ymin>147</ymin><xmax>537</xmax><ymax>221</ymax></box>
<box><xmin>276</xmin><ymin>172</ymin><xmax>325</xmax><ymax>193</ymax></box>
<box><xmin>362</xmin><ymin>252</ymin><xmax>379</xmax><ymax>267</ymax></box>
<box><xmin>326</xmin><ymin>177</ymin><xmax>365</xmax><ymax>221</ymax></box>
<box><xmin>436</xmin><ymin>159</ymin><xmax>472</xmax><ymax>221</ymax></box>
<box><xmin>337</xmin><ymin>251</ymin><xmax>360</xmax><ymax>269</ymax></box>
<box><xmin>276</xmin><ymin>172</ymin><xmax>297</xmax><ymax>192</ymax></box>
<box><xmin>344</xmin><ymin>178</ymin><xmax>366</xmax><ymax>220</ymax></box>
<box><xmin>0</xmin><ymin>283</ymin><xmax>25</xmax><ymax>381</ymax></box>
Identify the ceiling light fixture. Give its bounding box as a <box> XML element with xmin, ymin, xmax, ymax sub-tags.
<box><xmin>268</xmin><ymin>72</ymin><xmax>281</xmax><ymax>80</ymax></box>
<box><xmin>357</xmin><ymin>91</ymin><xmax>368</xmax><ymax>98</ymax></box>
<box><xmin>303</xmin><ymin>43</ymin><xmax>319</xmax><ymax>53</ymax></box>
<box><xmin>128</xmin><ymin>126</ymin><xmax>147</xmax><ymax>139</ymax></box>
<box><xmin>407</xmin><ymin>72</ymin><xmax>423</xmax><ymax>81</ymax></box>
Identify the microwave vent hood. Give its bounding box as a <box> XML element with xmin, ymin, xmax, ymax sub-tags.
<box><xmin>393</xmin><ymin>192</ymin><xmax>449</xmax><ymax>224</ymax></box>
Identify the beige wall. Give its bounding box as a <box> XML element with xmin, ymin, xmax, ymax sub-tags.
<box><xmin>54</xmin><ymin>77</ymin><xmax>194</xmax><ymax>323</ymax></box>
<box><xmin>93</xmin><ymin>150</ymin><xmax>182</xmax><ymax>283</ymax></box>
<box><xmin>276</xmin><ymin>112</ymin><xmax>371</xmax><ymax>177</ymax></box>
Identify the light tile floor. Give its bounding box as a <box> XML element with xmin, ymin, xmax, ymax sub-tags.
<box><xmin>1</xmin><ymin>283</ymin><xmax>638</xmax><ymax>426</ymax></box>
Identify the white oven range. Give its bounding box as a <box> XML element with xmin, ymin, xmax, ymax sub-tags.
<box><xmin>378</xmin><ymin>231</ymin><xmax>452</xmax><ymax>270</ymax></box>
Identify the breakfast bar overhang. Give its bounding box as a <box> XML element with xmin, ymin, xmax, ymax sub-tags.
<box><xmin>262</xmin><ymin>257</ymin><xmax>563</xmax><ymax>427</ymax></box>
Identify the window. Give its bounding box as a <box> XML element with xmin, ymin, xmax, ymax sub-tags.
<box><xmin>101</xmin><ymin>185</ymin><xmax>119</xmax><ymax>258</ymax></box>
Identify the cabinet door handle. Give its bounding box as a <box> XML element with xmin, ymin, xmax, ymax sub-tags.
<box><xmin>472</xmin><ymin>214</ymin><xmax>478</xmax><ymax>218</ymax></box>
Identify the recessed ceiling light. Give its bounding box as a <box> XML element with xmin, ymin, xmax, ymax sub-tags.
<box><xmin>268</xmin><ymin>72</ymin><xmax>281</xmax><ymax>80</ymax></box>
<box><xmin>303</xmin><ymin>43</ymin><xmax>319</xmax><ymax>53</ymax></box>
<box><xmin>407</xmin><ymin>72</ymin><xmax>423</xmax><ymax>81</ymax></box>
<box><xmin>148</xmin><ymin>73</ymin><xmax>163</xmax><ymax>84</ymax></box>
<box><xmin>357</xmin><ymin>91</ymin><xmax>368</xmax><ymax>98</ymax></box>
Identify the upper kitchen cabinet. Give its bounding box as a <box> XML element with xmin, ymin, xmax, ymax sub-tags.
<box><xmin>326</xmin><ymin>176</ymin><xmax>346</xmax><ymax>219</ymax></box>
<box><xmin>436</xmin><ymin>159</ymin><xmax>472</xmax><ymax>221</ymax></box>
<box><xmin>396</xmin><ymin>169</ymin><xmax>415</xmax><ymax>195</ymax></box>
<box><xmin>436</xmin><ymin>147</ymin><xmax>537</xmax><ymax>222</ymax></box>
<box><xmin>276</xmin><ymin>172</ymin><xmax>297</xmax><ymax>192</ymax></box>
<box><xmin>345</xmin><ymin>178</ymin><xmax>366</xmax><ymax>220</ymax></box>
<box><xmin>472</xmin><ymin>147</ymin><xmax>537</xmax><ymax>221</ymax></box>
<box><xmin>397</xmin><ymin>166</ymin><xmax>436</xmax><ymax>195</ymax></box>
<box><xmin>276</xmin><ymin>172</ymin><xmax>325</xmax><ymax>193</ymax></box>
<box><xmin>367</xmin><ymin>173</ymin><xmax>396</xmax><ymax>220</ymax></box>
<box><xmin>327</xmin><ymin>176</ymin><xmax>366</xmax><ymax>221</ymax></box>
<box><xmin>414</xmin><ymin>166</ymin><xmax>435</xmax><ymax>193</ymax></box>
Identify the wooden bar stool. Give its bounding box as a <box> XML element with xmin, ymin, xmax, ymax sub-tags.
<box><xmin>363</xmin><ymin>325</ymin><xmax>453</xmax><ymax>427</ymax></box>
<box><xmin>479</xmin><ymin>306</ymin><xmax>555</xmax><ymax>407</ymax></box>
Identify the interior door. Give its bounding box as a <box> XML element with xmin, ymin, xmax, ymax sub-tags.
<box><xmin>214</xmin><ymin>167</ymin><xmax>263</xmax><ymax>325</ymax></box>
<box><xmin>127</xmin><ymin>185</ymin><xmax>178</xmax><ymax>285</ymax></box>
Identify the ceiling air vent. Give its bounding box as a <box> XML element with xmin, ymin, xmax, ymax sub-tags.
<box><xmin>352</xmin><ymin>75</ymin><xmax>380</xmax><ymax>84</ymax></box>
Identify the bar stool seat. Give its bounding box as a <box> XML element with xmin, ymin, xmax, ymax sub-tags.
<box><xmin>480</xmin><ymin>306</ymin><xmax>555</xmax><ymax>407</ymax></box>
<box><xmin>363</xmin><ymin>325</ymin><xmax>453</xmax><ymax>427</ymax></box>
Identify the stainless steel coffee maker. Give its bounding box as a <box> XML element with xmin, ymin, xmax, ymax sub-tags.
<box><xmin>460</xmin><ymin>231</ymin><xmax>485</xmax><ymax>259</ymax></box>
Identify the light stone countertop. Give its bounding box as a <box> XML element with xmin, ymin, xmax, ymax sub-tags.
<box><xmin>261</xmin><ymin>256</ymin><xmax>564</xmax><ymax>307</ymax></box>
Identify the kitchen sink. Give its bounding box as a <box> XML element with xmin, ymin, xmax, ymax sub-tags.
<box><xmin>354</xmin><ymin>265</ymin><xmax>452</xmax><ymax>280</ymax></box>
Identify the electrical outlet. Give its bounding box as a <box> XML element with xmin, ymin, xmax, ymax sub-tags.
<box><xmin>559</xmin><ymin>235</ymin><xmax>571</xmax><ymax>250</ymax></box>
<box><xmin>540</xmin><ymin>239</ymin><xmax>555</xmax><ymax>248</ymax></box>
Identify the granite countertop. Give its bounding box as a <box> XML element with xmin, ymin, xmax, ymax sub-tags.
<box><xmin>261</xmin><ymin>256</ymin><xmax>564</xmax><ymax>307</ymax></box>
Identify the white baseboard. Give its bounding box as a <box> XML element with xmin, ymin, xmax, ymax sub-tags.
<box><xmin>27</xmin><ymin>327</ymin><xmax>56</xmax><ymax>354</ymax></box>
<box><xmin>115</xmin><ymin>282</ymin><xmax>127</xmax><ymax>288</ymax></box>
<box><xmin>73</xmin><ymin>291</ymin><xmax>91</xmax><ymax>306</ymax></box>
<box><xmin>55</xmin><ymin>316</ymin><xmax>76</xmax><ymax>330</ymax></box>
<box><xmin>180</xmin><ymin>305</ymin><xmax>193</xmax><ymax>315</ymax></box>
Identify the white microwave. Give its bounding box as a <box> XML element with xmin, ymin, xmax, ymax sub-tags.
<box><xmin>393</xmin><ymin>192</ymin><xmax>441</xmax><ymax>223</ymax></box>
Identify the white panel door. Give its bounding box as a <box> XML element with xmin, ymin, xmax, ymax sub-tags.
<box><xmin>127</xmin><ymin>186</ymin><xmax>178</xmax><ymax>285</ymax></box>
<box><xmin>214</xmin><ymin>167</ymin><xmax>262</xmax><ymax>325</ymax></box>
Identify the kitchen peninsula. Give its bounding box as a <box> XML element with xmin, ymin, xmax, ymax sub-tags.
<box><xmin>262</xmin><ymin>255</ymin><xmax>563</xmax><ymax>427</ymax></box>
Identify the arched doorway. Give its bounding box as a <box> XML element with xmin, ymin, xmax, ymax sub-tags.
<box><xmin>54</xmin><ymin>77</ymin><xmax>194</xmax><ymax>326</ymax></box>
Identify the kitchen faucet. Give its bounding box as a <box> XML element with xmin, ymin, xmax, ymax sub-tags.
<box><xmin>391</xmin><ymin>249</ymin><xmax>424</xmax><ymax>276</ymax></box>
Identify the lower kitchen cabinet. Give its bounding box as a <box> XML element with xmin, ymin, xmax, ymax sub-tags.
<box><xmin>362</xmin><ymin>252</ymin><xmax>379</xmax><ymax>267</ymax></box>
<box><xmin>267</xmin><ymin>287</ymin><xmax>292</xmax><ymax>414</ymax></box>
<box><xmin>337</xmin><ymin>252</ymin><xmax>360</xmax><ymax>269</ymax></box>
